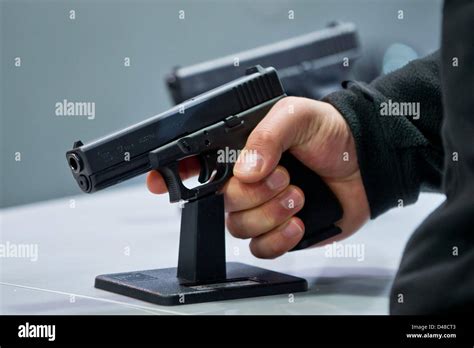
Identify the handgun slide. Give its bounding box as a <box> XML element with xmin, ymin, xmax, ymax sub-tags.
<box><xmin>66</xmin><ymin>66</ymin><xmax>283</xmax><ymax>194</ymax></box>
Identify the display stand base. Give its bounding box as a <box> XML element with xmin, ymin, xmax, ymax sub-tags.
<box><xmin>95</xmin><ymin>262</ymin><xmax>307</xmax><ymax>306</ymax></box>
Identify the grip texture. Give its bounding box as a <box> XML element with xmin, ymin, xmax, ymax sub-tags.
<box><xmin>280</xmin><ymin>153</ymin><xmax>343</xmax><ymax>250</ymax></box>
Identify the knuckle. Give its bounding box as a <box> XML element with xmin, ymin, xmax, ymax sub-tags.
<box><xmin>249</xmin><ymin>240</ymin><xmax>262</xmax><ymax>258</ymax></box>
<box><xmin>276</xmin><ymin>96</ymin><xmax>310</xmax><ymax>118</ymax></box>
<box><xmin>249</xmin><ymin>239</ymin><xmax>275</xmax><ymax>259</ymax></box>
<box><xmin>267</xmin><ymin>238</ymin><xmax>287</xmax><ymax>258</ymax></box>
<box><xmin>275</xmin><ymin>96</ymin><xmax>300</xmax><ymax>111</ymax></box>
<box><xmin>249</xmin><ymin>128</ymin><xmax>277</xmax><ymax>150</ymax></box>
<box><xmin>226</xmin><ymin>214</ymin><xmax>248</xmax><ymax>239</ymax></box>
<box><xmin>249</xmin><ymin>232</ymin><xmax>289</xmax><ymax>260</ymax></box>
<box><xmin>274</xmin><ymin>204</ymin><xmax>294</xmax><ymax>222</ymax></box>
<box><xmin>241</xmin><ymin>182</ymin><xmax>263</xmax><ymax>207</ymax></box>
<box><xmin>260</xmin><ymin>204</ymin><xmax>276</xmax><ymax>229</ymax></box>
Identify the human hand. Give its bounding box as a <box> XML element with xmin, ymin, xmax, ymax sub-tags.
<box><xmin>147</xmin><ymin>97</ymin><xmax>370</xmax><ymax>258</ymax></box>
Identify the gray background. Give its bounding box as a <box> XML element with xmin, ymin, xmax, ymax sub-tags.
<box><xmin>1</xmin><ymin>0</ymin><xmax>442</xmax><ymax>208</ymax></box>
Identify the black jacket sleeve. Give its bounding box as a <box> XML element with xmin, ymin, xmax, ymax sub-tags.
<box><xmin>323</xmin><ymin>53</ymin><xmax>444</xmax><ymax>218</ymax></box>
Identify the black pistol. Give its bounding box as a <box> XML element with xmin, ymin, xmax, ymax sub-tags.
<box><xmin>66</xmin><ymin>65</ymin><xmax>342</xmax><ymax>251</ymax></box>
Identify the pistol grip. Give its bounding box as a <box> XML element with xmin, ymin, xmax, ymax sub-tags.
<box><xmin>279</xmin><ymin>153</ymin><xmax>343</xmax><ymax>250</ymax></box>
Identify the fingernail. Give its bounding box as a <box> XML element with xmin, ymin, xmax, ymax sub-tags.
<box><xmin>279</xmin><ymin>188</ymin><xmax>304</xmax><ymax>210</ymax></box>
<box><xmin>266</xmin><ymin>169</ymin><xmax>288</xmax><ymax>190</ymax></box>
<box><xmin>234</xmin><ymin>149</ymin><xmax>263</xmax><ymax>175</ymax></box>
<box><xmin>281</xmin><ymin>220</ymin><xmax>304</xmax><ymax>238</ymax></box>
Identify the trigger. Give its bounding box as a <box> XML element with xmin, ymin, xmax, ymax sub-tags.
<box><xmin>198</xmin><ymin>153</ymin><xmax>218</xmax><ymax>183</ymax></box>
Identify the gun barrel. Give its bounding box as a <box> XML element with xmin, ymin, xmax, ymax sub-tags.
<box><xmin>66</xmin><ymin>66</ymin><xmax>284</xmax><ymax>193</ymax></box>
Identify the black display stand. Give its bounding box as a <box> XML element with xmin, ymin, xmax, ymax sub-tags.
<box><xmin>95</xmin><ymin>194</ymin><xmax>307</xmax><ymax>306</ymax></box>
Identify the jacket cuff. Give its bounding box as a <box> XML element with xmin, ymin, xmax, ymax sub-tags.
<box><xmin>323</xmin><ymin>83</ymin><xmax>415</xmax><ymax>218</ymax></box>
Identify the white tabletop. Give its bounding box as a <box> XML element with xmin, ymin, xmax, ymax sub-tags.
<box><xmin>0</xmin><ymin>183</ymin><xmax>445</xmax><ymax>315</ymax></box>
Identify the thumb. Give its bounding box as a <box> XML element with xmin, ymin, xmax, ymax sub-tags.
<box><xmin>233</xmin><ymin>97</ymin><xmax>311</xmax><ymax>183</ymax></box>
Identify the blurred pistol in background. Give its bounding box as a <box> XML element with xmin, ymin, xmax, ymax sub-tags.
<box><xmin>166</xmin><ymin>21</ymin><xmax>360</xmax><ymax>103</ymax></box>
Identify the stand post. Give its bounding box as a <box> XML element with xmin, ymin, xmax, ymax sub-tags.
<box><xmin>95</xmin><ymin>192</ymin><xmax>307</xmax><ymax>306</ymax></box>
<box><xmin>177</xmin><ymin>193</ymin><xmax>227</xmax><ymax>283</ymax></box>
